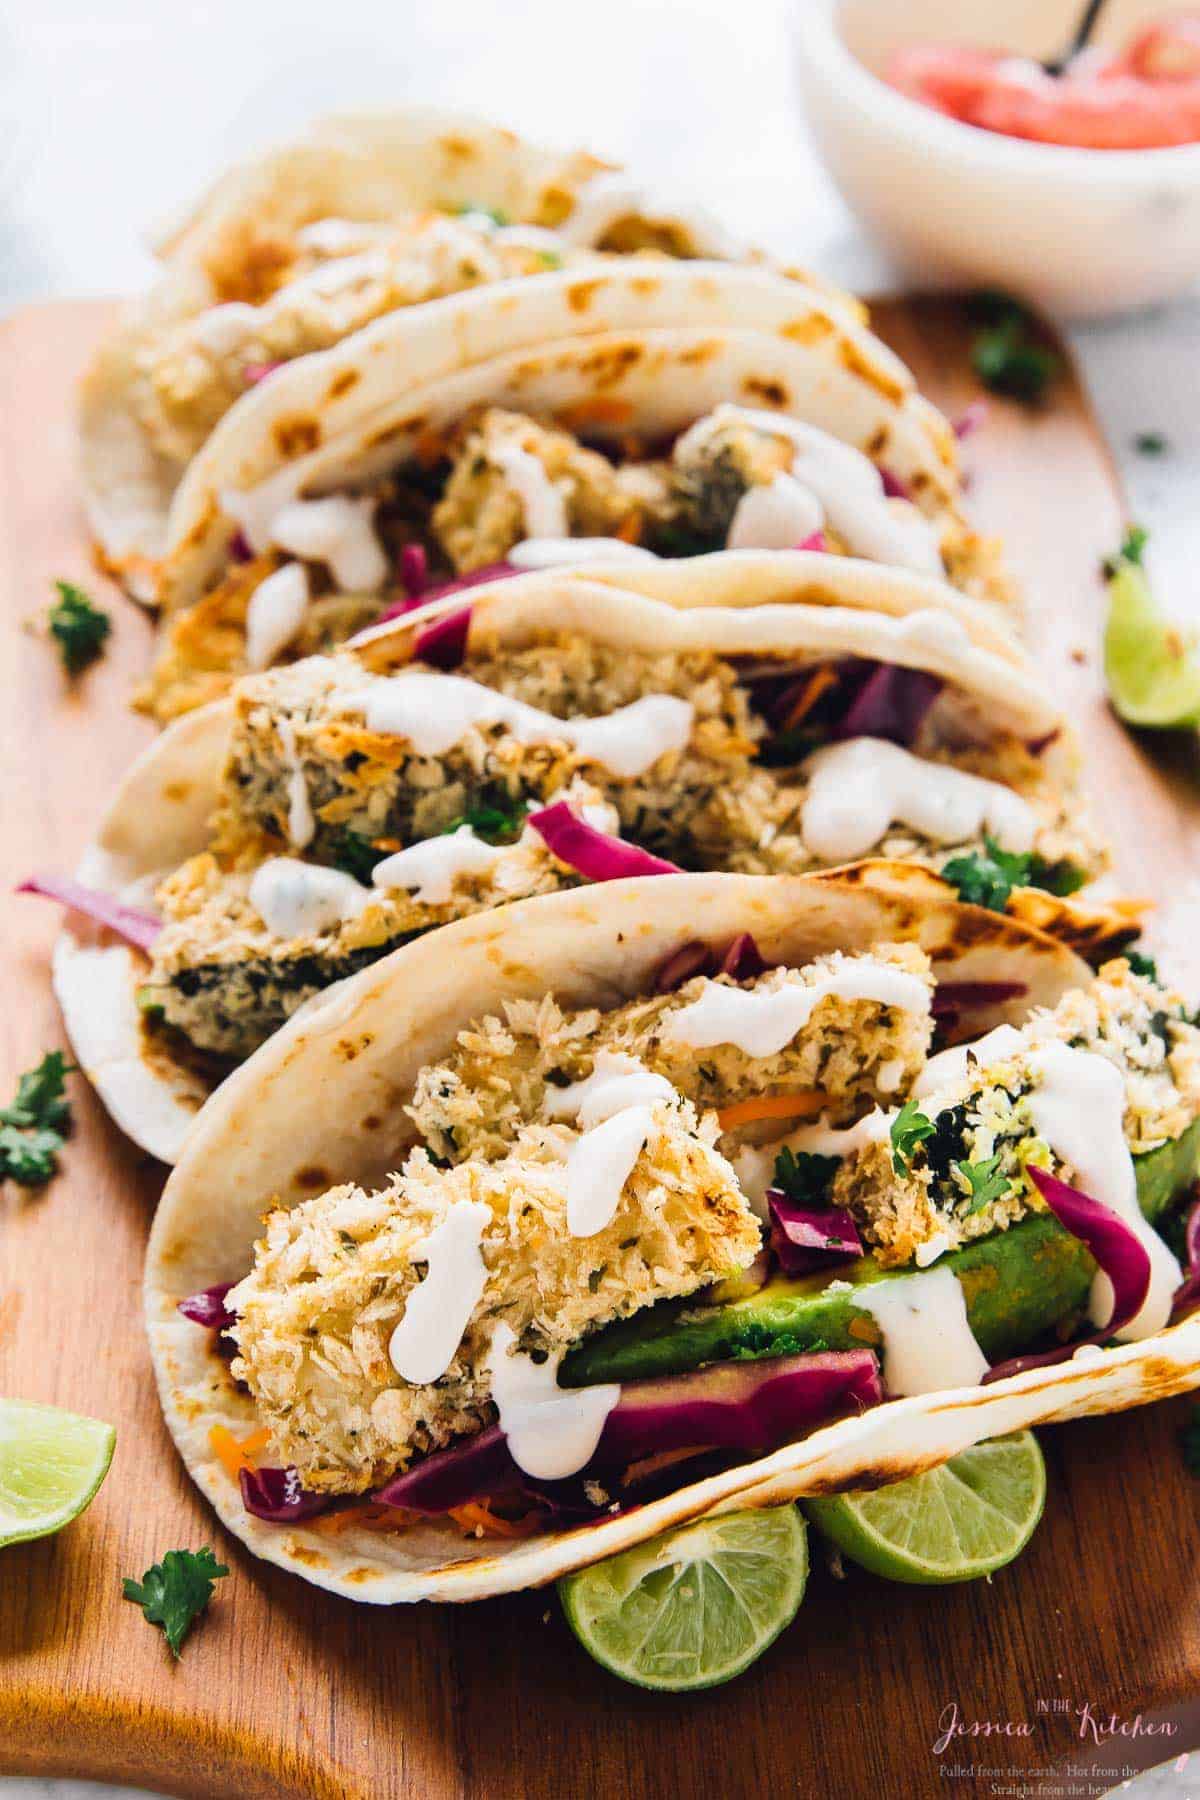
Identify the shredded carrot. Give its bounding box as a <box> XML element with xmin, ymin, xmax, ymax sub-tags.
<box><xmin>559</xmin><ymin>395</ymin><xmax>634</xmax><ymax>430</ymax></box>
<box><xmin>210</xmin><ymin>1425</ymin><xmax>254</xmax><ymax>1481</ymax></box>
<box><xmin>715</xmin><ymin>1091</ymin><xmax>826</xmax><ymax>1132</ymax></box>
<box><xmin>447</xmin><ymin>1502</ymin><xmax>541</xmax><ymax>1539</ymax></box>
<box><xmin>312</xmin><ymin>1503</ymin><xmax>421</xmax><ymax>1538</ymax></box>
<box><xmin>781</xmin><ymin>666</ymin><xmax>838</xmax><ymax>734</ymax></box>
<box><xmin>238</xmin><ymin>1426</ymin><xmax>271</xmax><ymax>1458</ymax></box>
<box><xmin>615</xmin><ymin>511</ymin><xmax>644</xmax><ymax>545</ymax></box>
<box><xmin>412</xmin><ymin>428</ymin><xmax>448</xmax><ymax>469</ymax></box>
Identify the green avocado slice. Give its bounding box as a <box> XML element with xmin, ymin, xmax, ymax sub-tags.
<box><xmin>562</xmin><ymin>1118</ymin><xmax>1200</xmax><ymax>1388</ymax></box>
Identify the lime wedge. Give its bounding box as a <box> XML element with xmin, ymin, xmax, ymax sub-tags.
<box><xmin>0</xmin><ymin>1398</ymin><xmax>115</xmax><ymax>1547</ymax></box>
<box><xmin>1104</xmin><ymin>557</ymin><xmax>1200</xmax><ymax>728</ymax></box>
<box><xmin>804</xmin><ymin>1431</ymin><xmax>1045</xmax><ymax>1585</ymax></box>
<box><xmin>559</xmin><ymin>1504</ymin><xmax>807</xmax><ymax>1691</ymax></box>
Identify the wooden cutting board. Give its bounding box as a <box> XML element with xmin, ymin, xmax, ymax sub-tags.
<box><xmin>2</xmin><ymin>298</ymin><xmax>1199</xmax><ymax>1800</ymax></box>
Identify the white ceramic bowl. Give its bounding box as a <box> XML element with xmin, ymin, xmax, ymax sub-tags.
<box><xmin>794</xmin><ymin>0</ymin><xmax>1200</xmax><ymax>317</ymax></box>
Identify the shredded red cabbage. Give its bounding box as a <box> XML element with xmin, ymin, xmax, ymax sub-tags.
<box><xmin>243</xmin><ymin>362</ymin><xmax>282</xmax><ymax>387</ymax></box>
<box><xmin>931</xmin><ymin>980</ymin><xmax>1028</xmax><ymax>1020</ymax></box>
<box><xmin>833</xmin><ymin>663</ymin><xmax>942</xmax><ymax>745</ymax></box>
<box><xmin>954</xmin><ymin>399</ymin><xmax>989</xmax><ymax>441</ymax></box>
<box><xmin>527</xmin><ymin>803</ymin><xmax>682</xmax><ymax>881</ymax></box>
<box><xmin>1171</xmin><ymin>1189</ymin><xmax>1200</xmax><ymax>1320</ymax></box>
<box><xmin>653</xmin><ymin>941</ymin><xmax>715</xmax><ymax>994</ymax></box>
<box><xmin>767</xmin><ymin>1192</ymin><xmax>864</xmax><ymax>1274</ymax></box>
<box><xmin>17</xmin><ymin>875</ymin><xmax>161</xmax><ymax>952</ymax></box>
<box><xmin>239</xmin><ymin>1466</ymin><xmax>331</xmax><ymax>1523</ymax></box>
<box><xmin>982</xmin><ymin>1166</ymin><xmax>1152</xmax><ymax>1383</ymax></box>
<box><xmin>230</xmin><ymin>529</ymin><xmax>253</xmax><ymax>564</ymax></box>
<box><xmin>880</xmin><ymin>468</ymin><xmax>910</xmax><ymax>500</ymax></box>
<box><xmin>399</xmin><ymin>543</ymin><xmax>428</xmax><ymax>600</ymax></box>
<box><xmin>177</xmin><ymin>1283</ymin><xmax>236</xmax><ymax>1332</ymax></box>
<box><xmin>720</xmin><ymin>932</ymin><xmax>767</xmax><ymax>981</ymax></box>
<box><xmin>411</xmin><ymin>605</ymin><xmax>473</xmax><ymax>669</ymax></box>
<box><xmin>796</xmin><ymin>530</ymin><xmax>827</xmax><ymax>552</ymax></box>
<box><xmin>376</xmin><ymin>561</ymin><xmax>519</xmax><ymax>629</ymax></box>
<box><xmin>375</xmin><ymin>1350</ymin><xmax>882</xmax><ymax>1516</ymax></box>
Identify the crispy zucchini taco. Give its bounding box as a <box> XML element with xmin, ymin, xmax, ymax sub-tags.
<box><xmin>143</xmin><ymin>871</ymin><xmax>1200</xmax><ymax>1603</ymax></box>
<box><xmin>24</xmin><ymin>557</ymin><xmax>1123</xmax><ymax>1164</ymax></box>
<box><xmin>133</xmin><ymin>256</ymin><xmax>1011</xmax><ymax>720</ymax></box>
<box><xmin>84</xmin><ymin>106</ymin><xmax>816</xmax><ymax>596</ymax></box>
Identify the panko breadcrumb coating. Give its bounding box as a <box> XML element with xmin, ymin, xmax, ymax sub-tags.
<box><xmin>230</xmin><ymin>1099</ymin><xmax>760</xmax><ymax>1492</ymax></box>
<box><xmin>837</xmin><ymin>959</ymin><xmax>1200</xmax><ymax>1267</ymax></box>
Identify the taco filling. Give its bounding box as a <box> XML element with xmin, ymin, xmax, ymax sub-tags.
<box><xmin>179</xmin><ymin>945</ymin><xmax>1200</xmax><ymax>1536</ymax></box>
<box><xmin>137</xmin><ymin>626</ymin><xmax>1101</xmax><ymax>1062</ymax></box>
<box><xmin>141</xmin><ymin>400</ymin><xmax>999</xmax><ymax>721</ymax></box>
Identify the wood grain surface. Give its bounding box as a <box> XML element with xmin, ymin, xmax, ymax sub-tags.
<box><xmin>1</xmin><ymin>298</ymin><xmax>1198</xmax><ymax>1800</ymax></box>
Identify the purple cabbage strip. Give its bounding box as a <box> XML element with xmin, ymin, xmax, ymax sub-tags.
<box><xmin>17</xmin><ymin>875</ymin><xmax>162</xmax><ymax>952</ymax></box>
<box><xmin>239</xmin><ymin>1465</ymin><xmax>332</xmax><ymax>1524</ymax></box>
<box><xmin>653</xmin><ymin>941</ymin><xmax>717</xmax><ymax>994</ymax></box>
<box><xmin>376</xmin><ymin>560</ymin><xmax>519</xmax><ymax>629</ymax></box>
<box><xmin>1170</xmin><ymin>1190</ymin><xmax>1200</xmax><ymax>1321</ymax></box>
<box><xmin>930</xmin><ymin>980</ymin><xmax>1028</xmax><ymax>1020</ymax></box>
<box><xmin>879</xmin><ymin>468</ymin><xmax>910</xmax><ymax>500</ymax></box>
<box><xmin>833</xmin><ymin>663</ymin><xmax>943</xmax><ymax>746</ymax></box>
<box><xmin>177</xmin><ymin>1282</ymin><xmax>237</xmax><ymax>1332</ymax></box>
<box><xmin>767</xmin><ymin>1192</ymin><xmax>864</xmax><ymax>1275</ymax></box>
<box><xmin>527</xmin><ymin>803</ymin><xmax>682</xmax><ymax>881</ymax></box>
<box><xmin>720</xmin><ymin>932</ymin><xmax>767</xmax><ymax>982</ymax></box>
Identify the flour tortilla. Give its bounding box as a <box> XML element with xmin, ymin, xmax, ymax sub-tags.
<box><xmin>145</xmin><ymin>868</ymin><xmax>1200</xmax><ymax>1605</ymax></box>
<box><xmin>80</xmin><ymin>107</ymin><xmax>855</xmax><ymax>594</ymax></box>
<box><xmin>54</xmin><ymin>558</ymin><xmax>1126</xmax><ymax>1163</ymax></box>
<box><xmin>147</xmin><ymin>255</ymin><xmax>993</xmax><ymax>618</ymax></box>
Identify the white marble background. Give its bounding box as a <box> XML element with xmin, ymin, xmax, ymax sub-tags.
<box><xmin>1</xmin><ymin>1</ymin><xmax>1197</xmax><ymax>1795</ymax></box>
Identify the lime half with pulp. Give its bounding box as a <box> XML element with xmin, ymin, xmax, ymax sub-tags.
<box><xmin>804</xmin><ymin>1431</ymin><xmax>1045</xmax><ymax>1585</ymax></box>
<box><xmin>1104</xmin><ymin>557</ymin><xmax>1200</xmax><ymax>728</ymax></box>
<box><xmin>559</xmin><ymin>1504</ymin><xmax>808</xmax><ymax>1691</ymax></box>
<box><xmin>0</xmin><ymin>1398</ymin><xmax>115</xmax><ymax>1547</ymax></box>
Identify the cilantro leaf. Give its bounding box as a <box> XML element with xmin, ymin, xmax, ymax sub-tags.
<box><xmin>1134</xmin><ymin>432</ymin><xmax>1168</xmax><ymax>457</ymax></box>
<box><xmin>970</xmin><ymin>315</ymin><xmax>1060</xmax><ymax>404</ymax></box>
<box><xmin>772</xmin><ymin>1145</ymin><xmax>838</xmax><ymax>1208</ymax></box>
<box><xmin>890</xmin><ymin>1099</ymin><xmax>935</xmax><ymax>1175</ymax></box>
<box><xmin>955</xmin><ymin>1153</ymin><xmax>1010</xmax><ymax>1217</ymax></box>
<box><xmin>327</xmin><ymin>826</ymin><xmax>380</xmax><ymax>884</ymax></box>
<box><xmin>122</xmin><ymin>1547</ymin><xmax>229</xmax><ymax>1657</ymax></box>
<box><xmin>48</xmin><ymin>581</ymin><xmax>111</xmax><ymax>674</ymax></box>
<box><xmin>941</xmin><ymin>836</ymin><xmax>1082</xmax><ymax>913</ymax></box>
<box><xmin>0</xmin><ymin>1052</ymin><xmax>75</xmax><ymax>1187</ymax></box>
<box><xmin>1127</xmin><ymin>949</ymin><xmax>1159</xmax><ymax>983</ymax></box>
<box><xmin>443</xmin><ymin>793</ymin><xmax>529</xmax><ymax>845</ymax></box>
<box><xmin>729</xmin><ymin>1324</ymin><xmax>827</xmax><ymax>1361</ymax></box>
<box><xmin>1103</xmin><ymin>524</ymin><xmax>1148</xmax><ymax>578</ymax></box>
<box><xmin>1180</xmin><ymin>1404</ymin><xmax>1200</xmax><ymax>1478</ymax></box>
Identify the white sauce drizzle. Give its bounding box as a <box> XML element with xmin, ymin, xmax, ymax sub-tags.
<box><xmin>388</xmin><ymin>1199</ymin><xmax>491</xmax><ymax>1384</ymax></box>
<box><xmin>855</xmin><ymin>1265</ymin><xmax>989</xmax><ymax>1396</ymax></box>
<box><xmin>913</xmin><ymin>1025</ymin><xmax>1023</xmax><ymax>1100</ymax></box>
<box><xmin>565</xmin><ymin>1106</ymin><xmax>654</xmax><ymax>1238</ymax></box>
<box><xmin>1025</xmin><ymin>1043</ymin><xmax>1180</xmax><ymax>1340</ymax></box>
<box><xmin>678</xmin><ymin>403</ymin><xmax>944</xmax><ymax>575</ymax></box>
<box><xmin>338</xmin><ymin>672</ymin><xmax>694</xmax><ymax>778</ymax></box>
<box><xmin>491</xmin><ymin>446</ymin><xmax>568</xmax><ymax>539</ymax></box>
<box><xmin>245</xmin><ymin>562</ymin><xmax>310</xmax><ymax>671</ymax></box>
<box><xmin>801</xmin><ymin>739</ymin><xmax>1038</xmax><ymax>864</ymax></box>
<box><xmin>506</xmin><ymin>537</ymin><xmax>659</xmax><ymax>570</ymax></box>
<box><xmin>275</xmin><ymin>718</ymin><xmax>315</xmax><ymax>850</ymax></box>
<box><xmin>727</xmin><ymin>474</ymin><xmax>824</xmax><ymax>551</ymax></box>
<box><xmin>488</xmin><ymin>1322</ymin><xmax>621</xmax><ymax>1479</ymax></box>
<box><xmin>295</xmin><ymin>217</ymin><xmax>391</xmax><ymax>254</ymax></box>
<box><xmin>371</xmin><ymin>826</ymin><xmax>505</xmax><ymax>905</ymax></box>
<box><xmin>665</xmin><ymin>961</ymin><xmax>931</xmax><ymax>1058</ymax></box>
<box><xmin>270</xmin><ymin>495</ymin><xmax>389</xmax><ymax>592</ymax></box>
<box><xmin>543</xmin><ymin>1051</ymin><xmax>674</xmax><ymax>1125</ymax></box>
<box><xmin>248</xmin><ymin>857</ymin><xmax>370</xmax><ymax>939</ymax></box>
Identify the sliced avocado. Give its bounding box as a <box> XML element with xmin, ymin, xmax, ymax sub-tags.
<box><xmin>563</xmin><ymin>1122</ymin><xmax>1200</xmax><ymax>1388</ymax></box>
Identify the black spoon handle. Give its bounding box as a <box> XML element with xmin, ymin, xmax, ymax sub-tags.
<box><xmin>1044</xmin><ymin>0</ymin><xmax>1111</xmax><ymax>76</ymax></box>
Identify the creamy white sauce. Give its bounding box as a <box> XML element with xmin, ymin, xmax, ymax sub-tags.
<box><xmin>855</xmin><ymin>1265</ymin><xmax>989</xmax><ymax>1396</ymax></box>
<box><xmin>295</xmin><ymin>217</ymin><xmax>393</xmax><ymax>254</ymax></box>
<box><xmin>566</xmin><ymin>1105</ymin><xmax>654</xmax><ymax>1238</ymax></box>
<box><xmin>339</xmin><ymin>672</ymin><xmax>694</xmax><ymax>778</ymax></box>
<box><xmin>1025</xmin><ymin>1043</ymin><xmax>1180</xmax><ymax>1340</ymax></box>
<box><xmin>491</xmin><ymin>446</ymin><xmax>568</xmax><ymax>539</ymax></box>
<box><xmin>192</xmin><ymin>302</ymin><xmax>258</xmax><ymax>354</ymax></box>
<box><xmin>275</xmin><ymin>718</ymin><xmax>315</xmax><ymax>850</ymax></box>
<box><xmin>543</xmin><ymin>1051</ymin><xmax>675</xmax><ymax>1125</ymax></box>
<box><xmin>287</xmin><ymin>249</ymin><xmax>393</xmax><ymax>298</ymax></box>
<box><xmin>665</xmin><ymin>961</ymin><xmax>931</xmax><ymax>1058</ymax></box>
<box><xmin>494</xmin><ymin>223</ymin><xmax>571</xmax><ymax>253</ymax></box>
<box><xmin>727</xmin><ymin>474</ymin><xmax>824</xmax><ymax>551</ymax></box>
<box><xmin>913</xmin><ymin>1025</ymin><xmax>1024</xmax><ymax>1100</ymax></box>
<box><xmin>388</xmin><ymin>1199</ymin><xmax>491</xmax><ymax>1385</ymax></box>
<box><xmin>801</xmin><ymin>739</ymin><xmax>1039</xmax><ymax>864</ymax></box>
<box><xmin>248</xmin><ymin>857</ymin><xmax>370</xmax><ymax>939</ymax></box>
<box><xmin>679</xmin><ymin>404</ymin><xmax>943</xmax><ymax>576</ymax></box>
<box><xmin>245</xmin><ymin>562</ymin><xmax>310</xmax><ymax>671</ymax></box>
<box><xmin>269</xmin><ymin>495</ymin><xmax>389</xmax><ymax>592</ymax></box>
<box><xmin>506</xmin><ymin>537</ymin><xmax>659</xmax><ymax>570</ymax></box>
<box><xmin>371</xmin><ymin>825</ymin><xmax>504</xmax><ymax>905</ymax></box>
<box><xmin>488</xmin><ymin>1322</ymin><xmax>621</xmax><ymax>1479</ymax></box>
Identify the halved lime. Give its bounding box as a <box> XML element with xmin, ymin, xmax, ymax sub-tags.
<box><xmin>1104</xmin><ymin>557</ymin><xmax>1200</xmax><ymax>729</ymax></box>
<box><xmin>0</xmin><ymin>1398</ymin><xmax>116</xmax><ymax>1547</ymax></box>
<box><xmin>559</xmin><ymin>1504</ymin><xmax>808</xmax><ymax>1691</ymax></box>
<box><xmin>804</xmin><ymin>1431</ymin><xmax>1045</xmax><ymax>1585</ymax></box>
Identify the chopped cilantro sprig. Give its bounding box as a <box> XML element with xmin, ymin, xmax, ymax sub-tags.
<box><xmin>0</xmin><ymin>1051</ymin><xmax>74</xmax><ymax>1187</ymax></box>
<box><xmin>967</xmin><ymin>294</ymin><xmax>1060</xmax><ymax>405</ymax></box>
<box><xmin>48</xmin><ymin>581</ymin><xmax>110</xmax><ymax>674</ymax></box>
<box><xmin>942</xmin><ymin>836</ymin><xmax>1084</xmax><ymax>914</ymax></box>
<box><xmin>890</xmin><ymin>1099</ymin><xmax>935</xmax><ymax>1175</ymax></box>
<box><xmin>123</xmin><ymin>1547</ymin><xmax>229</xmax><ymax>1657</ymax></box>
<box><xmin>955</xmin><ymin>1154</ymin><xmax>1010</xmax><ymax>1217</ymax></box>
<box><xmin>771</xmin><ymin>1145</ymin><xmax>838</xmax><ymax>1209</ymax></box>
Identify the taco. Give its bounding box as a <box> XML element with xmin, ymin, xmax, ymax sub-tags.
<box><xmin>27</xmin><ymin>558</ymin><xmax>1122</xmax><ymax>1164</ymax></box>
<box><xmin>81</xmin><ymin>107</ymin><xmax>849</xmax><ymax>596</ymax></box>
<box><xmin>135</xmin><ymin>257</ymin><xmax>1011</xmax><ymax>720</ymax></box>
<box><xmin>143</xmin><ymin>870</ymin><xmax>1200</xmax><ymax>1603</ymax></box>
